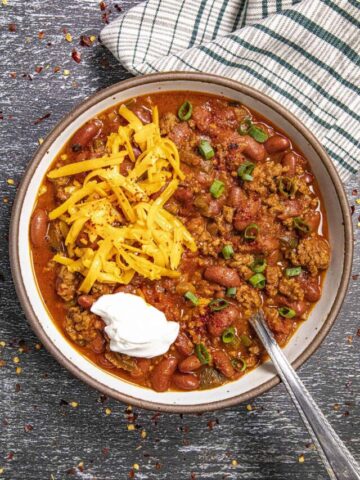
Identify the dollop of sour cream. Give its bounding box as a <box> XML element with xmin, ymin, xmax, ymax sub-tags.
<box><xmin>91</xmin><ymin>292</ymin><xmax>179</xmax><ymax>358</ymax></box>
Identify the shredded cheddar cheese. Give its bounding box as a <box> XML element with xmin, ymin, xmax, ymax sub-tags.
<box><xmin>48</xmin><ymin>104</ymin><xmax>197</xmax><ymax>293</ymax></box>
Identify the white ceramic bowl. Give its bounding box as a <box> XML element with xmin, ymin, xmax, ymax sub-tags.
<box><xmin>10</xmin><ymin>73</ymin><xmax>353</xmax><ymax>412</ymax></box>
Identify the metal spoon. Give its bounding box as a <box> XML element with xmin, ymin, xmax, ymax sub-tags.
<box><xmin>250</xmin><ymin>310</ymin><xmax>360</xmax><ymax>480</ymax></box>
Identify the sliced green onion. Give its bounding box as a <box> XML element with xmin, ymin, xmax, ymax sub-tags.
<box><xmin>231</xmin><ymin>358</ymin><xmax>247</xmax><ymax>372</ymax></box>
<box><xmin>278</xmin><ymin>176</ymin><xmax>296</xmax><ymax>197</ymax></box>
<box><xmin>184</xmin><ymin>291</ymin><xmax>199</xmax><ymax>306</ymax></box>
<box><xmin>250</xmin><ymin>258</ymin><xmax>267</xmax><ymax>273</ymax></box>
<box><xmin>210</xmin><ymin>179</ymin><xmax>225</xmax><ymax>198</ymax></box>
<box><xmin>222</xmin><ymin>245</ymin><xmax>234</xmax><ymax>259</ymax></box>
<box><xmin>209</xmin><ymin>298</ymin><xmax>229</xmax><ymax>311</ymax></box>
<box><xmin>222</xmin><ymin>327</ymin><xmax>236</xmax><ymax>344</ymax></box>
<box><xmin>293</xmin><ymin>217</ymin><xmax>310</xmax><ymax>234</ymax></box>
<box><xmin>285</xmin><ymin>266</ymin><xmax>302</xmax><ymax>277</ymax></box>
<box><xmin>240</xmin><ymin>334</ymin><xmax>252</xmax><ymax>347</ymax></box>
<box><xmin>178</xmin><ymin>101</ymin><xmax>192</xmax><ymax>121</ymax></box>
<box><xmin>278</xmin><ymin>306</ymin><xmax>296</xmax><ymax>318</ymax></box>
<box><xmin>199</xmin><ymin>140</ymin><xmax>215</xmax><ymax>160</ymax></box>
<box><xmin>226</xmin><ymin>287</ymin><xmax>237</xmax><ymax>297</ymax></box>
<box><xmin>237</xmin><ymin>160</ymin><xmax>255</xmax><ymax>181</ymax></box>
<box><xmin>249</xmin><ymin>273</ymin><xmax>266</xmax><ymax>289</ymax></box>
<box><xmin>244</xmin><ymin>223</ymin><xmax>259</xmax><ymax>241</ymax></box>
<box><xmin>195</xmin><ymin>343</ymin><xmax>212</xmax><ymax>365</ymax></box>
<box><xmin>238</xmin><ymin>118</ymin><xmax>252</xmax><ymax>135</ymax></box>
<box><xmin>248</xmin><ymin>125</ymin><xmax>269</xmax><ymax>143</ymax></box>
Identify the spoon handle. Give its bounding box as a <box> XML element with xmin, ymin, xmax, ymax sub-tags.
<box><xmin>250</xmin><ymin>311</ymin><xmax>360</xmax><ymax>480</ymax></box>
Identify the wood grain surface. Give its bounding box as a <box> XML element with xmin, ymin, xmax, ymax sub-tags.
<box><xmin>0</xmin><ymin>1</ymin><xmax>359</xmax><ymax>479</ymax></box>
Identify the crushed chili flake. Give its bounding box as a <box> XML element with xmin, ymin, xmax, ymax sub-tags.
<box><xmin>347</xmin><ymin>335</ymin><xmax>353</xmax><ymax>345</ymax></box>
<box><xmin>102</xmin><ymin>447</ymin><xmax>110</xmax><ymax>456</ymax></box>
<box><xmin>72</xmin><ymin>49</ymin><xmax>81</xmax><ymax>63</ymax></box>
<box><xmin>207</xmin><ymin>419</ymin><xmax>219</xmax><ymax>430</ymax></box>
<box><xmin>6</xmin><ymin>451</ymin><xmax>14</xmax><ymax>461</ymax></box>
<box><xmin>190</xmin><ymin>473</ymin><xmax>197</xmax><ymax>480</ymax></box>
<box><xmin>333</xmin><ymin>403</ymin><xmax>340</xmax><ymax>411</ymax></box>
<box><xmin>35</xmin><ymin>342</ymin><xmax>42</xmax><ymax>350</ymax></box>
<box><xmin>80</xmin><ymin>34</ymin><xmax>92</xmax><ymax>47</ymax></box>
<box><xmin>99</xmin><ymin>1</ymin><xmax>106</xmax><ymax>10</ymax></box>
<box><xmin>102</xmin><ymin>12</ymin><xmax>110</xmax><ymax>24</ymax></box>
<box><xmin>114</xmin><ymin>4</ymin><xmax>122</xmax><ymax>12</ymax></box>
<box><xmin>357</xmin><ymin>329</ymin><xmax>360</xmax><ymax>337</ymax></box>
<box><xmin>15</xmin><ymin>383</ymin><xmax>21</xmax><ymax>392</ymax></box>
<box><xmin>352</xmin><ymin>189</ymin><xmax>358</xmax><ymax>196</ymax></box>
<box><xmin>10</xmin><ymin>72</ymin><xmax>16</xmax><ymax>79</ymax></box>
<box><xmin>155</xmin><ymin>463</ymin><xmax>161</xmax><ymax>470</ymax></box>
<box><xmin>35</xmin><ymin>66</ymin><xmax>43</xmax><ymax>74</ymax></box>
<box><xmin>38</xmin><ymin>138</ymin><xmax>44</xmax><ymax>145</ymax></box>
<box><xmin>350</xmin><ymin>205</ymin><xmax>355</xmax><ymax>215</ymax></box>
<box><xmin>15</xmin><ymin>367</ymin><xmax>22</xmax><ymax>375</ymax></box>
<box><xmin>128</xmin><ymin>469</ymin><xmax>135</xmax><ymax>479</ymax></box>
<box><xmin>38</xmin><ymin>31</ymin><xmax>44</xmax><ymax>39</ymax></box>
<box><xmin>53</xmin><ymin>66</ymin><xmax>60</xmax><ymax>73</ymax></box>
<box><xmin>33</xmin><ymin>112</ymin><xmax>51</xmax><ymax>125</ymax></box>
<box><xmin>0</xmin><ymin>360</ymin><xmax>6</xmax><ymax>367</ymax></box>
<box><xmin>98</xmin><ymin>394</ymin><xmax>108</xmax><ymax>403</ymax></box>
<box><xmin>298</xmin><ymin>454</ymin><xmax>305</xmax><ymax>463</ymax></box>
<box><xmin>343</xmin><ymin>411</ymin><xmax>350</xmax><ymax>417</ymax></box>
<box><xmin>65</xmin><ymin>32</ymin><xmax>73</xmax><ymax>42</ymax></box>
<box><xmin>24</xmin><ymin>424</ymin><xmax>33</xmax><ymax>432</ymax></box>
<box><xmin>140</xmin><ymin>430</ymin><xmax>147</xmax><ymax>439</ymax></box>
<box><xmin>8</xmin><ymin>23</ymin><xmax>16</xmax><ymax>32</ymax></box>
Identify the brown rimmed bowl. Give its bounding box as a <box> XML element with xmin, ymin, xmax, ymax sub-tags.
<box><xmin>9</xmin><ymin>72</ymin><xmax>353</xmax><ymax>412</ymax></box>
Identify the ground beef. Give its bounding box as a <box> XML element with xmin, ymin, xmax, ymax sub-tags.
<box><xmin>266</xmin><ymin>265</ymin><xmax>282</xmax><ymax>297</ymax></box>
<box><xmin>230</xmin><ymin>253</ymin><xmax>254</xmax><ymax>281</ymax></box>
<box><xmin>235</xmin><ymin>284</ymin><xmax>261</xmax><ymax>318</ymax></box>
<box><xmin>244</xmin><ymin>161</ymin><xmax>283</xmax><ymax>197</ymax></box>
<box><xmin>91</xmin><ymin>282</ymin><xmax>115</xmax><ymax>296</ymax></box>
<box><xmin>55</xmin><ymin>266</ymin><xmax>78</xmax><ymax>302</ymax></box>
<box><xmin>288</xmin><ymin>234</ymin><xmax>330</xmax><ymax>276</ymax></box>
<box><xmin>278</xmin><ymin>277</ymin><xmax>304</xmax><ymax>301</ymax></box>
<box><xmin>65</xmin><ymin>306</ymin><xmax>101</xmax><ymax>346</ymax></box>
<box><xmin>160</xmin><ymin>112</ymin><xmax>178</xmax><ymax>135</ymax></box>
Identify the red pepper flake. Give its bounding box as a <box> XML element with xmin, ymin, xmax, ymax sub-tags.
<box><xmin>9</xmin><ymin>72</ymin><xmax>16</xmax><ymax>79</ymax></box>
<box><xmin>38</xmin><ymin>31</ymin><xmax>44</xmax><ymax>39</ymax></box>
<box><xmin>102</xmin><ymin>447</ymin><xmax>110</xmax><ymax>457</ymax></box>
<box><xmin>343</xmin><ymin>411</ymin><xmax>350</xmax><ymax>417</ymax></box>
<box><xmin>102</xmin><ymin>12</ymin><xmax>110</xmax><ymax>24</ymax></box>
<box><xmin>22</xmin><ymin>73</ymin><xmax>33</xmax><ymax>81</ymax></box>
<box><xmin>350</xmin><ymin>205</ymin><xmax>355</xmax><ymax>215</ymax></box>
<box><xmin>8</xmin><ymin>23</ymin><xmax>16</xmax><ymax>32</ymax></box>
<box><xmin>128</xmin><ymin>469</ymin><xmax>135</xmax><ymax>478</ymax></box>
<box><xmin>352</xmin><ymin>274</ymin><xmax>359</xmax><ymax>280</ymax></box>
<box><xmin>357</xmin><ymin>329</ymin><xmax>360</xmax><ymax>337</ymax></box>
<box><xmin>35</xmin><ymin>66</ymin><xmax>43</xmax><ymax>74</ymax></box>
<box><xmin>33</xmin><ymin>112</ymin><xmax>51</xmax><ymax>125</ymax></box>
<box><xmin>80</xmin><ymin>35</ymin><xmax>92</xmax><ymax>47</ymax></box>
<box><xmin>71</xmin><ymin>49</ymin><xmax>81</xmax><ymax>63</ymax></box>
<box><xmin>53</xmin><ymin>66</ymin><xmax>60</xmax><ymax>73</ymax></box>
<box><xmin>99</xmin><ymin>1</ymin><xmax>106</xmax><ymax>11</ymax></box>
<box><xmin>114</xmin><ymin>4</ymin><xmax>122</xmax><ymax>12</ymax></box>
<box><xmin>352</xmin><ymin>189</ymin><xmax>358</xmax><ymax>196</ymax></box>
<box><xmin>15</xmin><ymin>383</ymin><xmax>21</xmax><ymax>393</ymax></box>
<box><xmin>98</xmin><ymin>394</ymin><xmax>108</xmax><ymax>403</ymax></box>
<box><xmin>207</xmin><ymin>418</ymin><xmax>219</xmax><ymax>430</ymax></box>
<box><xmin>151</xmin><ymin>412</ymin><xmax>161</xmax><ymax>425</ymax></box>
<box><xmin>155</xmin><ymin>463</ymin><xmax>161</xmax><ymax>470</ymax></box>
<box><xmin>24</xmin><ymin>424</ymin><xmax>33</xmax><ymax>432</ymax></box>
<box><xmin>7</xmin><ymin>451</ymin><xmax>14</xmax><ymax>461</ymax></box>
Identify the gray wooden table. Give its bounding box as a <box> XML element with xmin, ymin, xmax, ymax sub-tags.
<box><xmin>0</xmin><ymin>1</ymin><xmax>359</xmax><ymax>479</ymax></box>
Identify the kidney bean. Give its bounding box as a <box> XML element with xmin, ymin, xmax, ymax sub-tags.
<box><xmin>204</xmin><ymin>266</ymin><xmax>242</xmax><ymax>287</ymax></box>
<box><xmin>174</xmin><ymin>187</ymin><xmax>193</xmax><ymax>204</ymax></box>
<box><xmin>131</xmin><ymin>106</ymin><xmax>152</xmax><ymax>124</ymax></box>
<box><xmin>278</xmin><ymin>199</ymin><xmax>303</xmax><ymax>220</ymax></box>
<box><xmin>71</xmin><ymin>120</ymin><xmax>102</xmax><ymax>148</ymax></box>
<box><xmin>277</xmin><ymin>296</ymin><xmax>307</xmax><ymax>317</ymax></box>
<box><xmin>227</xmin><ymin>186</ymin><xmax>246</xmax><ymax>208</ymax></box>
<box><xmin>257</xmin><ymin>235</ymin><xmax>280</xmax><ymax>254</ymax></box>
<box><xmin>212</xmin><ymin>350</ymin><xmax>235</xmax><ymax>378</ymax></box>
<box><xmin>172</xmin><ymin>373</ymin><xmax>200</xmax><ymax>391</ymax></box>
<box><xmin>175</xmin><ymin>332</ymin><xmax>194</xmax><ymax>356</ymax></box>
<box><xmin>282</xmin><ymin>152</ymin><xmax>298</xmax><ymax>175</ymax></box>
<box><xmin>137</xmin><ymin>358</ymin><xmax>152</xmax><ymax>375</ymax></box>
<box><xmin>150</xmin><ymin>357</ymin><xmax>178</xmax><ymax>392</ymax></box>
<box><xmin>264</xmin><ymin>134</ymin><xmax>290</xmax><ymax>153</ymax></box>
<box><xmin>208</xmin><ymin>305</ymin><xmax>239</xmax><ymax>337</ymax></box>
<box><xmin>233</xmin><ymin>195</ymin><xmax>261</xmax><ymax>231</ymax></box>
<box><xmin>267</xmin><ymin>249</ymin><xmax>281</xmax><ymax>266</ymax></box>
<box><xmin>243</xmin><ymin>135</ymin><xmax>266</xmax><ymax>162</ymax></box>
<box><xmin>30</xmin><ymin>208</ymin><xmax>48</xmax><ymax>247</ymax></box>
<box><xmin>304</xmin><ymin>211</ymin><xmax>321</xmax><ymax>233</ymax></box>
<box><xmin>89</xmin><ymin>334</ymin><xmax>105</xmax><ymax>354</ymax></box>
<box><xmin>179</xmin><ymin>355</ymin><xmax>202</xmax><ymax>373</ymax></box>
<box><xmin>300</xmin><ymin>278</ymin><xmax>321</xmax><ymax>302</ymax></box>
<box><xmin>77</xmin><ymin>295</ymin><xmax>95</xmax><ymax>309</ymax></box>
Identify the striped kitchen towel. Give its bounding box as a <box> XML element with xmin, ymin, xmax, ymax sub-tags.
<box><xmin>100</xmin><ymin>0</ymin><xmax>360</xmax><ymax>180</ymax></box>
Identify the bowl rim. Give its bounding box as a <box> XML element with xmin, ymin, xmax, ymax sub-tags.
<box><xmin>9</xmin><ymin>72</ymin><xmax>353</xmax><ymax>413</ymax></box>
